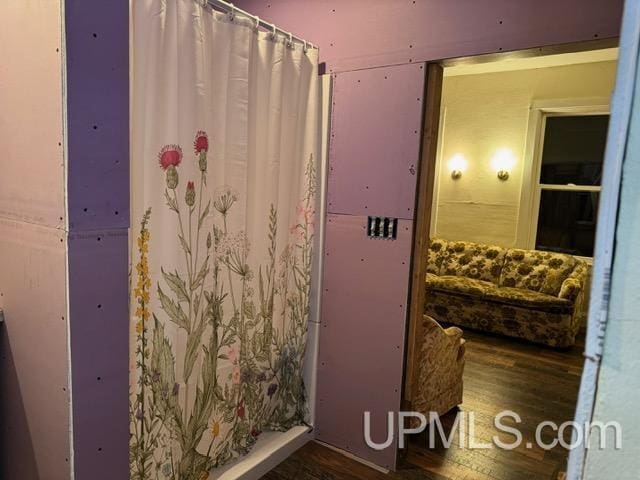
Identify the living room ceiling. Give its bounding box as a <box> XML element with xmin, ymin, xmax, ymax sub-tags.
<box><xmin>444</xmin><ymin>47</ymin><xmax>619</xmax><ymax>77</ymax></box>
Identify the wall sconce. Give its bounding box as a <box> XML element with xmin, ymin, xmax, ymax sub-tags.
<box><xmin>448</xmin><ymin>154</ymin><xmax>467</xmax><ymax>180</ymax></box>
<box><xmin>491</xmin><ymin>148</ymin><xmax>515</xmax><ymax>181</ymax></box>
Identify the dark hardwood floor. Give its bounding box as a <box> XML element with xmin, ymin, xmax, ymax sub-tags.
<box><xmin>261</xmin><ymin>329</ymin><xmax>584</xmax><ymax>480</ymax></box>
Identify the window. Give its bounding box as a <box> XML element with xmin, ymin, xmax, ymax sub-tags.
<box><xmin>533</xmin><ymin>114</ymin><xmax>608</xmax><ymax>257</ymax></box>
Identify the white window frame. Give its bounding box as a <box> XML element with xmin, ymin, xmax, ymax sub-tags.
<box><xmin>516</xmin><ymin>98</ymin><xmax>610</xmax><ymax>260</ymax></box>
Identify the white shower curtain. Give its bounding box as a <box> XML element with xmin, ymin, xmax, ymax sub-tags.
<box><xmin>129</xmin><ymin>1</ymin><xmax>318</xmax><ymax>478</ymax></box>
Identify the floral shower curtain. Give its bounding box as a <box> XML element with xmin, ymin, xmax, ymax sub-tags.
<box><xmin>129</xmin><ymin>1</ymin><xmax>319</xmax><ymax>478</ymax></box>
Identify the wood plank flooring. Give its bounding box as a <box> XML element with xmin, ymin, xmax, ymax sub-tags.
<box><xmin>261</xmin><ymin>329</ymin><xmax>584</xmax><ymax>480</ymax></box>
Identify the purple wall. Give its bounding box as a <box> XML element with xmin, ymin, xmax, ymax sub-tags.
<box><xmin>237</xmin><ymin>0</ymin><xmax>623</xmax><ymax>470</ymax></box>
<box><xmin>65</xmin><ymin>1</ymin><xmax>130</xmax><ymax>478</ymax></box>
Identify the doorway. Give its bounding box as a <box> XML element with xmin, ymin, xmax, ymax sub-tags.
<box><xmin>404</xmin><ymin>43</ymin><xmax>619</xmax><ymax>480</ymax></box>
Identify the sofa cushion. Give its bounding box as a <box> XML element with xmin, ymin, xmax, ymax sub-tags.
<box><xmin>483</xmin><ymin>285</ymin><xmax>572</xmax><ymax>309</ymax></box>
<box><xmin>440</xmin><ymin>240</ymin><xmax>506</xmax><ymax>284</ymax></box>
<box><xmin>426</xmin><ymin>238</ymin><xmax>449</xmax><ymax>275</ymax></box>
<box><xmin>426</xmin><ymin>273</ymin><xmax>493</xmax><ymax>298</ymax></box>
<box><xmin>499</xmin><ymin>249</ymin><xmax>576</xmax><ymax>295</ymax></box>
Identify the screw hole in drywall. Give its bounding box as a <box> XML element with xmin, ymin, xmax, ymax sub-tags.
<box><xmin>594</xmin><ymin>33</ymin><xmax>599</xmax><ymax>38</ymax></box>
<box><xmin>97</xmin><ymin>304</ymin><xmax>102</xmax><ymax>309</ymax></box>
<box><xmin>97</xmin><ymin>447</ymin><xmax>102</xmax><ymax>452</ymax></box>
<box><xmin>83</xmin><ymin>207</ymin><xmax>88</xmax><ymax>212</ymax></box>
<box><xmin>93</xmin><ymin>125</ymin><xmax>98</xmax><ymax>130</ymax></box>
<box><xmin>115</xmin><ymin>211</ymin><xmax>119</xmax><ymax>215</ymax></box>
<box><xmin>92</xmin><ymin>33</ymin><xmax>98</xmax><ymax>38</ymax></box>
<box><xmin>97</xmin><ymin>377</ymin><xmax>102</xmax><ymax>381</ymax></box>
<box><xmin>499</xmin><ymin>20</ymin><xmax>503</xmax><ymax>24</ymax></box>
<box><xmin>97</xmin><ymin>237</ymin><xmax>102</xmax><ymax>242</ymax></box>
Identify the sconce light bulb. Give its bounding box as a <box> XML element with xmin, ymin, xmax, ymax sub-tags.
<box><xmin>448</xmin><ymin>154</ymin><xmax>467</xmax><ymax>180</ymax></box>
<box><xmin>491</xmin><ymin>148</ymin><xmax>515</xmax><ymax>181</ymax></box>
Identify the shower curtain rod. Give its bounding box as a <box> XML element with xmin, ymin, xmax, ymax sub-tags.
<box><xmin>204</xmin><ymin>0</ymin><xmax>317</xmax><ymax>50</ymax></box>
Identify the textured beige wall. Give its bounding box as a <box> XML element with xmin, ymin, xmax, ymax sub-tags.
<box><xmin>433</xmin><ymin>60</ymin><xmax>617</xmax><ymax>247</ymax></box>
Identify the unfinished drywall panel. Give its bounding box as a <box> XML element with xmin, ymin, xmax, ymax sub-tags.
<box><xmin>64</xmin><ymin>1</ymin><xmax>130</xmax><ymax>477</ymax></box>
<box><xmin>316</xmin><ymin>213</ymin><xmax>413</xmax><ymax>469</ymax></box>
<box><xmin>68</xmin><ymin>230</ymin><xmax>129</xmax><ymax>479</ymax></box>
<box><xmin>327</xmin><ymin>64</ymin><xmax>425</xmax><ymax>219</ymax></box>
<box><xmin>235</xmin><ymin>0</ymin><xmax>622</xmax><ymax>73</ymax></box>
<box><xmin>0</xmin><ymin>220</ymin><xmax>70</xmax><ymax>480</ymax></box>
<box><xmin>65</xmin><ymin>0</ymin><xmax>130</xmax><ymax>231</ymax></box>
<box><xmin>0</xmin><ymin>0</ymin><xmax>65</xmax><ymax>228</ymax></box>
<box><xmin>0</xmin><ymin>2</ymin><xmax>69</xmax><ymax>479</ymax></box>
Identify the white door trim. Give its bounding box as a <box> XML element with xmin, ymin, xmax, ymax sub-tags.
<box><xmin>567</xmin><ymin>0</ymin><xmax>640</xmax><ymax>478</ymax></box>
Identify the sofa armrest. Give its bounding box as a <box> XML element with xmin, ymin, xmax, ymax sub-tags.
<box><xmin>559</xmin><ymin>277</ymin><xmax>582</xmax><ymax>302</ymax></box>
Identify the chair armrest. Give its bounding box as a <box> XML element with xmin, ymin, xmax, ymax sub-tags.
<box><xmin>421</xmin><ymin>316</ymin><xmax>465</xmax><ymax>365</ymax></box>
<box><xmin>443</xmin><ymin>325</ymin><xmax>463</xmax><ymax>339</ymax></box>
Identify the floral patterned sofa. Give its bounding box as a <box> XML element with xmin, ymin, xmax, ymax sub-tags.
<box><xmin>425</xmin><ymin>238</ymin><xmax>589</xmax><ymax>347</ymax></box>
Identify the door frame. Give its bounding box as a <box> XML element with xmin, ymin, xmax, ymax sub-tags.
<box><xmin>402</xmin><ymin>35</ymin><xmax>631</xmax><ymax>480</ymax></box>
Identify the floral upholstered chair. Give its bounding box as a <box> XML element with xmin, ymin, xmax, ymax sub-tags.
<box><xmin>412</xmin><ymin>315</ymin><xmax>465</xmax><ymax>418</ymax></box>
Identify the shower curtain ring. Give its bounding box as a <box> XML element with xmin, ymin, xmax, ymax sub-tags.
<box><xmin>270</xmin><ymin>23</ymin><xmax>277</xmax><ymax>41</ymax></box>
<box><xmin>287</xmin><ymin>32</ymin><xmax>294</xmax><ymax>49</ymax></box>
<box><xmin>228</xmin><ymin>2</ymin><xmax>236</xmax><ymax>21</ymax></box>
<box><xmin>254</xmin><ymin>15</ymin><xmax>260</xmax><ymax>31</ymax></box>
<box><xmin>303</xmin><ymin>40</ymin><xmax>308</xmax><ymax>53</ymax></box>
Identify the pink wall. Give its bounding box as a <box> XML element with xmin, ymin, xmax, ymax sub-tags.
<box><xmin>238</xmin><ymin>0</ymin><xmax>623</xmax><ymax>470</ymax></box>
<box><xmin>0</xmin><ymin>2</ymin><xmax>70</xmax><ymax>479</ymax></box>
<box><xmin>236</xmin><ymin>0</ymin><xmax>622</xmax><ymax>73</ymax></box>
